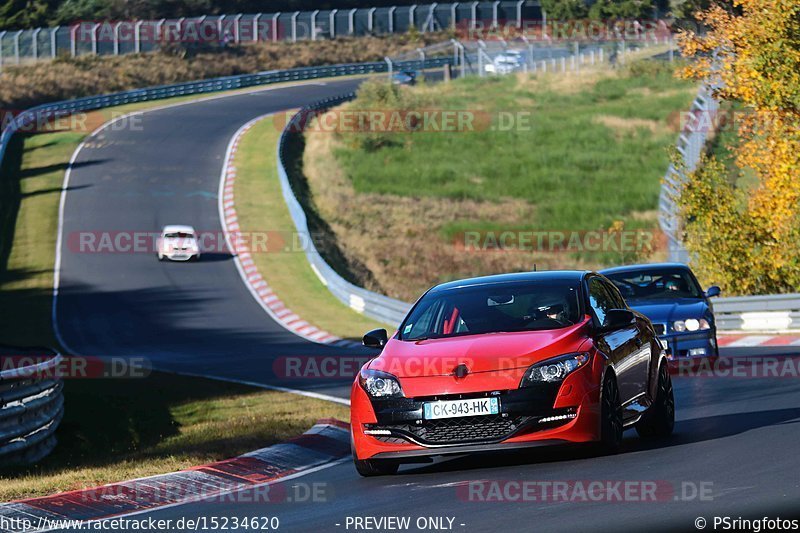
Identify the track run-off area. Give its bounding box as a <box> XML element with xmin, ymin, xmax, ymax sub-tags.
<box><xmin>52</xmin><ymin>77</ymin><xmax>800</xmax><ymax>532</ymax></box>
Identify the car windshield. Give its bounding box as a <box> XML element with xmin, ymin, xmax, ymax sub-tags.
<box><xmin>604</xmin><ymin>269</ymin><xmax>703</xmax><ymax>300</ymax></box>
<box><xmin>164</xmin><ymin>232</ymin><xmax>194</xmax><ymax>239</ymax></box>
<box><xmin>400</xmin><ymin>280</ymin><xmax>582</xmax><ymax>341</ymax></box>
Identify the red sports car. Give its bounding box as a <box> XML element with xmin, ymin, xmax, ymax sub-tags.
<box><xmin>350</xmin><ymin>271</ymin><xmax>674</xmax><ymax>476</ymax></box>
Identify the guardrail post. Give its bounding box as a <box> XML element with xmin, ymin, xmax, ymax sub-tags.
<box><xmin>329</xmin><ymin>10</ymin><xmax>338</xmax><ymax>38</ymax></box>
<box><xmin>348</xmin><ymin>8</ymin><xmax>357</xmax><ymax>35</ymax></box>
<box><xmin>50</xmin><ymin>26</ymin><xmax>58</xmax><ymax>58</ymax></box>
<box><xmin>272</xmin><ymin>13</ymin><xmax>281</xmax><ymax>41</ymax></box>
<box><xmin>311</xmin><ymin>10</ymin><xmax>319</xmax><ymax>40</ymax></box>
<box><xmin>291</xmin><ymin>11</ymin><xmax>300</xmax><ymax>42</ymax></box>
<box><xmin>233</xmin><ymin>13</ymin><xmax>242</xmax><ymax>43</ymax></box>
<box><xmin>367</xmin><ymin>7</ymin><xmax>377</xmax><ymax>33</ymax></box>
<box><xmin>385</xmin><ymin>56</ymin><xmax>393</xmax><ymax>79</ymax></box>
<box><xmin>32</xmin><ymin>27</ymin><xmax>41</xmax><ymax>60</ymax></box>
<box><xmin>134</xmin><ymin>20</ymin><xmax>143</xmax><ymax>52</ymax></box>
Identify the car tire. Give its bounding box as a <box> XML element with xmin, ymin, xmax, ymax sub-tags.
<box><xmin>598</xmin><ymin>372</ymin><xmax>623</xmax><ymax>454</ymax></box>
<box><xmin>157</xmin><ymin>252</ymin><xmax>164</xmax><ymax>261</ymax></box>
<box><xmin>636</xmin><ymin>362</ymin><xmax>675</xmax><ymax>439</ymax></box>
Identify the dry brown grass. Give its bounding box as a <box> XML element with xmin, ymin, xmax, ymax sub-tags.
<box><xmin>0</xmin><ymin>32</ymin><xmax>449</xmax><ymax>109</ymax></box>
<box><xmin>303</xmin><ymin>113</ymin><xmax>602</xmax><ymax>302</ymax></box>
<box><xmin>594</xmin><ymin>114</ymin><xmax>662</xmax><ymax>134</ymax></box>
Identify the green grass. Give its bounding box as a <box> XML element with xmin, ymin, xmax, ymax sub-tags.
<box><xmin>335</xmin><ymin>64</ymin><xmax>696</xmax><ymax>234</ymax></box>
<box><xmin>0</xmin><ymin>372</ymin><xmax>349</xmax><ymax>501</ymax></box>
<box><xmin>233</xmin><ymin>116</ymin><xmax>390</xmax><ymax>338</ymax></box>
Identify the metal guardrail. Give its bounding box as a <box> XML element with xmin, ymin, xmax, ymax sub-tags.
<box><xmin>276</xmin><ymin>95</ymin><xmax>412</xmax><ymax>327</ymax></box>
<box><xmin>659</xmin><ymin>85</ymin><xmax>719</xmax><ymax>263</ymax></box>
<box><xmin>0</xmin><ymin>57</ymin><xmax>453</xmax><ymax>180</ymax></box>
<box><xmin>277</xmin><ymin>91</ymin><xmax>800</xmax><ymax>332</ymax></box>
<box><xmin>0</xmin><ymin>350</ymin><xmax>64</xmax><ymax>465</ymax></box>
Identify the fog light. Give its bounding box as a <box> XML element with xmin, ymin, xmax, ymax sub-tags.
<box><xmin>688</xmin><ymin>348</ymin><xmax>706</xmax><ymax>357</ymax></box>
<box><xmin>364</xmin><ymin>429</ymin><xmax>392</xmax><ymax>436</ymax></box>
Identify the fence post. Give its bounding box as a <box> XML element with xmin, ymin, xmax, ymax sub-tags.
<box><xmin>409</xmin><ymin>5</ymin><xmax>416</xmax><ymax>30</ymax></box>
<box><xmin>451</xmin><ymin>3</ymin><xmax>458</xmax><ymax>30</ymax></box>
<box><xmin>91</xmin><ymin>23</ymin><xmax>101</xmax><ymax>55</ymax></box>
<box><xmin>291</xmin><ymin>11</ymin><xmax>299</xmax><ymax>42</ymax></box>
<box><xmin>13</xmin><ymin>30</ymin><xmax>21</xmax><ymax>64</ymax></box>
<box><xmin>516</xmin><ymin>0</ymin><xmax>525</xmax><ymax>29</ymax></box>
<box><xmin>156</xmin><ymin>19</ymin><xmax>165</xmax><ymax>49</ymax></box>
<box><xmin>388</xmin><ymin>7</ymin><xmax>396</xmax><ymax>34</ymax></box>
<box><xmin>368</xmin><ymin>7</ymin><xmax>376</xmax><ymax>33</ymax></box>
<box><xmin>253</xmin><ymin>14</ymin><xmax>261</xmax><ymax>42</ymax></box>
<box><xmin>233</xmin><ymin>14</ymin><xmax>242</xmax><ymax>43</ymax></box>
<box><xmin>431</xmin><ymin>3</ymin><xmax>439</xmax><ymax>32</ymax></box>
<box><xmin>385</xmin><ymin>56</ymin><xmax>393</xmax><ymax>79</ymax></box>
<box><xmin>349</xmin><ymin>9</ymin><xmax>357</xmax><ymax>35</ymax></box>
<box><xmin>0</xmin><ymin>31</ymin><xmax>6</xmax><ymax>68</ymax></box>
<box><xmin>50</xmin><ymin>26</ymin><xmax>58</xmax><ymax>58</ymax></box>
<box><xmin>329</xmin><ymin>10</ymin><xmax>337</xmax><ymax>38</ymax></box>
<box><xmin>32</xmin><ymin>28</ymin><xmax>41</xmax><ymax>60</ymax></box>
<box><xmin>272</xmin><ymin>13</ymin><xmax>280</xmax><ymax>41</ymax></box>
<box><xmin>492</xmin><ymin>0</ymin><xmax>500</xmax><ymax>28</ymax></box>
<box><xmin>311</xmin><ymin>10</ymin><xmax>319</xmax><ymax>40</ymax></box>
<box><xmin>113</xmin><ymin>22</ymin><xmax>122</xmax><ymax>55</ymax></box>
<box><xmin>70</xmin><ymin>24</ymin><xmax>79</xmax><ymax>57</ymax></box>
<box><xmin>471</xmin><ymin>1</ymin><xmax>478</xmax><ymax>30</ymax></box>
<box><xmin>134</xmin><ymin>21</ymin><xmax>143</xmax><ymax>52</ymax></box>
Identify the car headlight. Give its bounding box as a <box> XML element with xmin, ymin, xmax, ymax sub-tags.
<box><xmin>673</xmin><ymin>318</ymin><xmax>711</xmax><ymax>332</ymax></box>
<box><xmin>359</xmin><ymin>369</ymin><xmax>403</xmax><ymax>398</ymax></box>
<box><xmin>520</xmin><ymin>352</ymin><xmax>591</xmax><ymax>387</ymax></box>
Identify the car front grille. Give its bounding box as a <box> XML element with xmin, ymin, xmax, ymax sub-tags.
<box><xmin>373</xmin><ymin>415</ymin><xmax>530</xmax><ymax>446</ymax></box>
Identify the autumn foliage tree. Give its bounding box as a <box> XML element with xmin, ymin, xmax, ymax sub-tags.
<box><xmin>675</xmin><ymin>0</ymin><xmax>800</xmax><ymax>295</ymax></box>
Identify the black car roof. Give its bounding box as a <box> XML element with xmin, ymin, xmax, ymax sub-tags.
<box><xmin>599</xmin><ymin>262</ymin><xmax>690</xmax><ymax>276</ymax></box>
<box><xmin>429</xmin><ymin>271</ymin><xmax>589</xmax><ymax>293</ymax></box>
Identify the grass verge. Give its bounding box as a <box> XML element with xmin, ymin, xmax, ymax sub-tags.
<box><xmin>302</xmin><ymin>61</ymin><xmax>697</xmax><ymax>301</ymax></box>
<box><xmin>0</xmin><ymin>372</ymin><xmax>349</xmax><ymax>502</ymax></box>
<box><xmin>231</xmin><ymin>115</ymin><xmax>390</xmax><ymax>338</ymax></box>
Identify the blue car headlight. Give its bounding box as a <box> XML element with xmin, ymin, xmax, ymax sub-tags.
<box><xmin>673</xmin><ymin>318</ymin><xmax>711</xmax><ymax>332</ymax></box>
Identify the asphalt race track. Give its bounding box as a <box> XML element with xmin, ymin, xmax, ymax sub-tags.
<box><xmin>55</xmin><ymin>78</ymin><xmax>371</xmax><ymax>400</ymax></box>
<box><xmin>55</xmin><ymin>77</ymin><xmax>800</xmax><ymax>531</ymax></box>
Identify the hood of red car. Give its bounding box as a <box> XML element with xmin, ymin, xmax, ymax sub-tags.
<box><xmin>368</xmin><ymin>317</ymin><xmax>592</xmax><ymax>378</ymax></box>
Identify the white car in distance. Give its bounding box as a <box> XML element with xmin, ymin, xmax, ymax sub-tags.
<box><xmin>157</xmin><ymin>225</ymin><xmax>200</xmax><ymax>261</ymax></box>
<box><xmin>485</xmin><ymin>50</ymin><xmax>526</xmax><ymax>75</ymax></box>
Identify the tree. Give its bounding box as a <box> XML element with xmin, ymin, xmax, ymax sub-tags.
<box><xmin>675</xmin><ymin>0</ymin><xmax>800</xmax><ymax>294</ymax></box>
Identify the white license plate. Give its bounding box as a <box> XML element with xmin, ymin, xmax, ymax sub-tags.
<box><xmin>423</xmin><ymin>397</ymin><xmax>499</xmax><ymax>420</ymax></box>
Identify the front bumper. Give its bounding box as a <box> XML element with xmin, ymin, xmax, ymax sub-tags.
<box><xmin>351</xmin><ymin>365</ymin><xmax>602</xmax><ymax>461</ymax></box>
<box><xmin>658</xmin><ymin>329</ymin><xmax>717</xmax><ymax>359</ymax></box>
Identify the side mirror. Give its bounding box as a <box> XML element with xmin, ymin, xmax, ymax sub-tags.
<box><xmin>705</xmin><ymin>285</ymin><xmax>721</xmax><ymax>298</ymax></box>
<box><xmin>362</xmin><ymin>328</ymin><xmax>388</xmax><ymax>349</ymax></box>
<box><xmin>602</xmin><ymin>309</ymin><xmax>635</xmax><ymax>331</ymax></box>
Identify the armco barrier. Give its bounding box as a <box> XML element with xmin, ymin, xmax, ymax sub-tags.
<box><xmin>0</xmin><ymin>350</ymin><xmax>64</xmax><ymax>465</ymax></box>
<box><xmin>276</xmin><ymin>96</ymin><xmax>800</xmax><ymax>332</ymax></box>
<box><xmin>0</xmin><ymin>57</ymin><xmax>454</xmax><ymax>180</ymax></box>
<box><xmin>276</xmin><ymin>97</ymin><xmax>412</xmax><ymax>327</ymax></box>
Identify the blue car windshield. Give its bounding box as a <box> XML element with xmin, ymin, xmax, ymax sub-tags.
<box><xmin>399</xmin><ymin>281</ymin><xmax>581</xmax><ymax>341</ymax></box>
<box><xmin>605</xmin><ymin>269</ymin><xmax>703</xmax><ymax>300</ymax></box>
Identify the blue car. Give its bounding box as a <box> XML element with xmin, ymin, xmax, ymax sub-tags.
<box><xmin>600</xmin><ymin>263</ymin><xmax>721</xmax><ymax>360</ymax></box>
